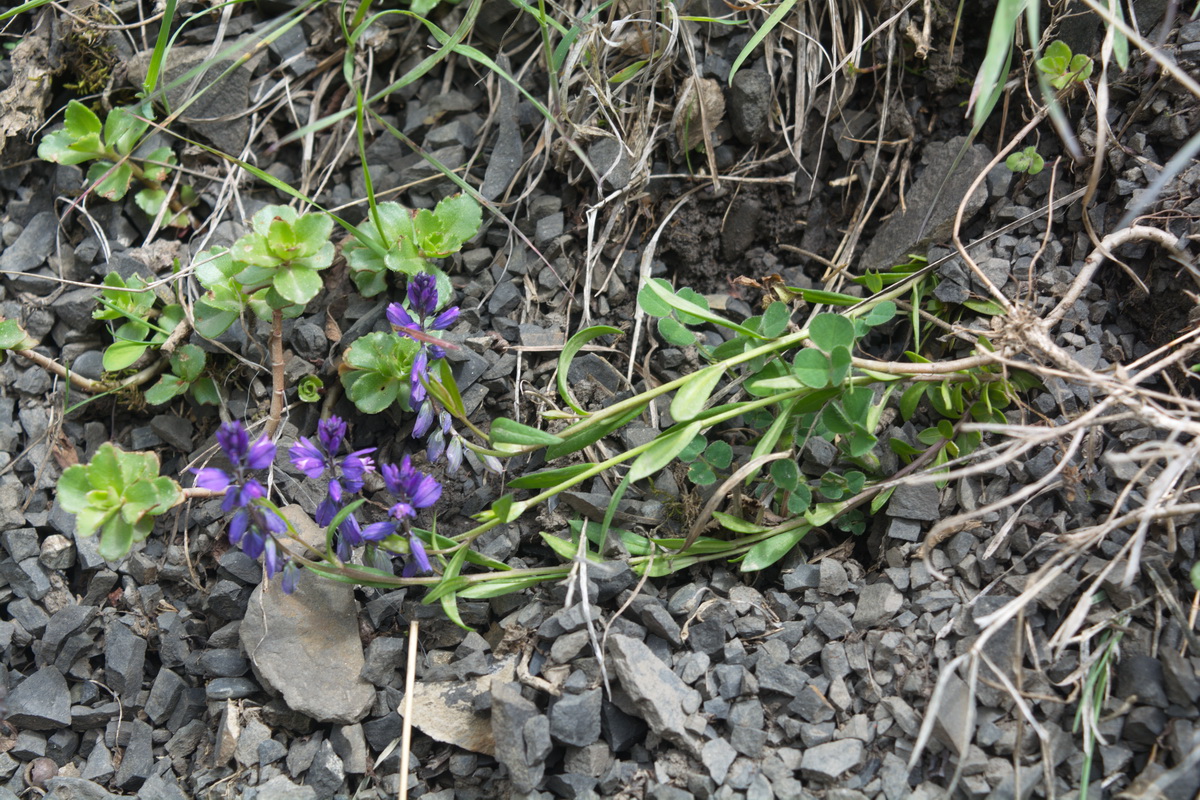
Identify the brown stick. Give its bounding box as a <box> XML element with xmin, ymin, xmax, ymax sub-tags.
<box><xmin>15</xmin><ymin>348</ymin><xmax>167</xmax><ymax>395</ymax></box>
<box><xmin>265</xmin><ymin>309</ymin><xmax>286</xmax><ymax>438</ymax></box>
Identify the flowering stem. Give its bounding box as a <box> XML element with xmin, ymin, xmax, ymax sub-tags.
<box><xmin>265</xmin><ymin>309</ymin><xmax>285</xmax><ymax>438</ymax></box>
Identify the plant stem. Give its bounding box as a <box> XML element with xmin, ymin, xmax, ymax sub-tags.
<box><xmin>265</xmin><ymin>309</ymin><xmax>286</xmax><ymax>438</ymax></box>
<box><xmin>16</xmin><ymin>348</ymin><xmax>167</xmax><ymax>394</ymax></box>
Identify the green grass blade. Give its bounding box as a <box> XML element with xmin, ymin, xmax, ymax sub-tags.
<box><xmin>729</xmin><ymin>0</ymin><xmax>796</xmax><ymax>85</ymax></box>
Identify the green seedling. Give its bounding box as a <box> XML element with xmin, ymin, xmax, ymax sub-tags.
<box><xmin>298</xmin><ymin>375</ymin><xmax>324</xmax><ymax>403</ymax></box>
<box><xmin>38</xmin><ymin>100</ymin><xmax>188</xmax><ymax>225</ymax></box>
<box><xmin>56</xmin><ymin>443</ymin><xmax>181</xmax><ymax>561</ymax></box>
<box><xmin>679</xmin><ymin>435</ymin><xmax>732</xmax><ymax>486</ymax></box>
<box><xmin>344</xmin><ymin>194</ymin><xmax>481</xmax><ymax>297</ymax></box>
<box><xmin>1006</xmin><ymin>145</ymin><xmax>1045</xmax><ymax>175</ymax></box>
<box><xmin>143</xmin><ymin>344</ymin><xmax>219</xmax><ymax>406</ymax></box>
<box><xmin>1037</xmin><ymin>40</ymin><xmax>1094</xmax><ymax>89</ymax></box>
<box><xmin>0</xmin><ymin>318</ymin><xmax>34</xmax><ymax>353</ymax></box>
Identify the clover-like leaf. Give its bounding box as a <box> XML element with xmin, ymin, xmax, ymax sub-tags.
<box><xmin>808</xmin><ymin>313</ymin><xmax>855</xmax><ymax>353</ymax></box>
<box><xmin>792</xmin><ymin>349</ymin><xmax>830</xmax><ymax>388</ymax></box>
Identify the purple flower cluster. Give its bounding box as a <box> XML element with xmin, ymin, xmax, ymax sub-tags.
<box><xmin>194</xmin><ymin>422</ymin><xmax>297</xmax><ymax>590</ymax></box>
<box><xmin>361</xmin><ymin>455</ymin><xmax>442</xmax><ymax>576</ymax></box>
<box><xmin>387</xmin><ymin>272</ymin><xmax>460</xmax><ymax>406</ymax></box>
<box><xmin>289</xmin><ymin>416</ymin><xmax>375</xmax><ymax>561</ymax></box>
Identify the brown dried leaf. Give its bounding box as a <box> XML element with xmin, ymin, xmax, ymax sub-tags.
<box><xmin>673</xmin><ymin>76</ymin><xmax>725</xmax><ymax>153</ymax></box>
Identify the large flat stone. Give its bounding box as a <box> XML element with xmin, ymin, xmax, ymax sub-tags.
<box><xmin>241</xmin><ymin>506</ymin><xmax>374</xmax><ymax>724</ymax></box>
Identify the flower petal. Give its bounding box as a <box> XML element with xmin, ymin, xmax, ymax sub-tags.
<box><xmin>245</xmin><ymin>436</ymin><xmax>277</xmax><ymax>470</ymax></box>
<box><xmin>289</xmin><ymin>438</ymin><xmax>326</xmax><ymax>479</ymax></box>
<box><xmin>216</xmin><ymin>421</ymin><xmax>249</xmax><ymax>462</ymax></box>
<box><xmin>361</xmin><ymin>521</ymin><xmax>396</xmax><ymax>541</ymax></box>
<box><xmin>193</xmin><ymin>468</ymin><xmax>231</xmax><ymax>492</ymax></box>
<box><xmin>408</xmin><ymin>533</ymin><xmax>432</xmax><ymax>573</ymax></box>
<box><xmin>317</xmin><ymin>416</ymin><xmax>347</xmax><ymax>456</ymax></box>
<box><xmin>431</xmin><ymin>306</ymin><xmax>460</xmax><ymax>330</ymax></box>
<box><xmin>387</xmin><ymin>302</ymin><xmax>417</xmax><ymax>330</ymax></box>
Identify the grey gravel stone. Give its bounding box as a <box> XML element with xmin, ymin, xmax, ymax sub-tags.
<box><xmin>360</xmin><ymin>637</ymin><xmax>405</xmax><ymax>686</ymax></box>
<box><xmin>0</xmin><ymin>211</ymin><xmax>57</xmax><ymax>272</ymax></box>
<box><xmin>550</xmin><ymin>689</ymin><xmax>602</xmax><ymax>748</ymax></box>
<box><xmin>104</xmin><ymin>619</ymin><xmax>146</xmax><ymax>703</ymax></box>
<box><xmin>887</xmin><ymin>483</ymin><xmax>942</xmax><ymax>521</ymax></box>
<box><xmin>607</xmin><ymin>635</ymin><xmax>702</xmax><ymax>757</ymax></box>
<box><xmin>304</xmin><ymin>740</ymin><xmax>345</xmax><ymax>800</ymax></box>
<box><xmin>491</xmin><ymin>681</ymin><xmax>547</xmax><ymax>793</ymax></box>
<box><xmin>145</xmin><ymin>668</ymin><xmax>185</xmax><ymax>725</ymax></box>
<box><xmin>589</xmin><ymin>138</ymin><xmax>631</xmax><ymax>190</ymax></box>
<box><xmin>853</xmin><ymin>582</ymin><xmax>903</xmax><ymax>629</ymax></box>
<box><xmin>329</xmin><ymin>724</ymin><xmax>368</xmax><ymax>774</ymax></box>
<box><xmin>800</xmin><ymin>738</ymin><xmax>864</xmax><ymax>782</ymax></box>
<box><xmin>701</xmin><ymin>736</ymin><xmax>738</xmax><ymax>783</ymax></box>
<box><xmin>5</xmin><ymin>666</ymin><xmax>71</xmax><ymax>730</ymax></box>
<box><xmin>256</xmin><ymin>776</ymin><xmax>319</xmax><ymax>800</ymax></box>
<box><xmin>729</xmin><ymin>70</ymin><xmax>772</xmax><ymax>144</ymax></box>
<box><xmin>150</xmin><ymin>415</ymin><xmax>194</xmax><ymax>451</ymax></box>
<box><xmin>112</xmin><ymin>720</ymin><xmax>154</xmax><ymax>791</ymax></box>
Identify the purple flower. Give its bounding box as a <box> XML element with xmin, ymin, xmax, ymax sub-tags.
<box><xmin>360</xmin><ymin>455</ymin><xmax>442</xmax><ymax>575</ymax></box>
<box><xmin>289</xmin><ymin>416</ymin><xmax>376</xmax><ymax>557</ymax></box>
<box><xmin>193</xmin><ymin>422</ymin><xmax>289</xmax><ymax>579</ymax></box>
<box><xmin>387</xmin><ymin>273</ymin><xmax>460</xmax><ymax>403</ymax></box>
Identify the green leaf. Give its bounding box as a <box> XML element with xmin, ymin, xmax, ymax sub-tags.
<box><xmin>143</xmin><ymin>375</ymin><xmax>187</xmax><ymax>405</ymax></box>
<box><xmin>134</xmin><ymin>188</ymin><xmax>168</xmax><ymax>217</ymax></box>
<box><xmin>828</xmin><ymin>345</ymin><xmax>852</xmax><ymax>385</ymax></box>
<box><xmin>508</xmin><ymin>463</ymin><xmax>594</xmax><ymax>489</ymax></box>
<box><xmin>643</xmin><ymin>278</ymin><xmax>762</xmax><ymax>338</ymax></box>
<box><xmin>862</xmin><ymin>301</ymin><xmax>896</xmax><ymax>327</ymax></box>
<box><xmin>57</xmin><ymin>465</ymin><xmax>93</xmax><ymax>513</ymax></box>
<box><xmin>170</xmin><ymin>344</ymin><xmax>206</xmax><ymax>382</ymax></box>
<box><xmin>808</xmin><ymin>313</ymin><xmax>855</xmax><ymax>352</ymax></box>
<box><xmin>760</xmin><ymin>301</ymin><xmax>791</xmax><ymax>338</ymax></box>
<box><xmin>65</xmin><ymin>100</ymin><xmax>103</xmax><ymax>138</ymax></box>
<box><xmin>670</xmin><ymin>364</ymin><xmax>723</xmax><ymax>422</ymax></box>
<box><xmin>770</xmin><ymin>459</ymin><xmax>800</xmax><ymax>491</ymax></box>
<box><xmin>0</xmin><ymin>319</ymin><xmax>31</xmax><ymax>350</ymax></box>
<box><xmin>628</xmin><ymin>421</ymin><xmax>703</xmax><ymax>483</ymax></box>
<box><xmin>741</xmin><ymin>525</ymin><xmax>810</xmax><ymax>572</ymax></box>
<box><xmin>540</xmin><ymin>531</ymin><xmax>582</xmax><ymax>562</ymax></box>
<box><xmin>557</xmin><ymin>325</ymin><xmax>622</xmax><ymax>415</ymax></box>
<box><xmin>38</xmin><ymin>129</ymin><xmax>96</xmax><ymax>165</ymax></box>
<box><xmin>679</xmin><ymin>434</ymin><xmax>707</xmax><ymax>463</ymax></box>
<box><xmin>273</xmin><ymin>265</ymin><xmax>323</xmax><ymax>304</ymax></box>
<box><xmin>98</xmin><ymin>515</ymin><xmax>136</xmax><ymax>561</ymax></box>
<box><xmin>194</xmin><ymin>300</ymin><xmax>240</xmax><ymax>339</ymax></box>
<box><xmin>546</xmin><ymin>405</ymin><xmax>643</xmax><ymax>460</ymax></box>
<box><xmin>687</xmin><ymin>461</ymin><xmax>716</xmax><ymax>485</ymax></box>
<box><xmin>88</xmin><ymin>161</ymin><xmax>134</xmax><ymax>201</ymax></box>
<box><xmin>344</xmin><ymin>371</ymin><xmax>400</xmax><ymax>414</ymax></box>
<box><xmin>705</xmin><ymin>440</ymin><xmax>733</xmax><ymax>470</ymax></box>
<box><xmin>637</xmin><ymin>279</ymin><xmax>673</xmax><ymax>317</ymax></box>
<box><xmin>786</xmin><ymin>484</ymin><xmax>813</xmax><ymax>514</ymax></box>
<box><xmin>792</xmin><ymin>349</ymin><xmax>830</xmax><ymax>389</ymax></box>
<box><xmin>899</xmin><ymin>383</ymin><xmax>926</xmax><ymax>421</ymax></box>
<box><xmin>103</xmin><ymin>337</ymin><xmax>150</xmax><ymax>372</ymax></box>
<box><xmin>297</xmin><ymin>375</ymin><xmax>323</xmax><ymax>403</ymax></box>
<box><xmin>657</xmin><ymin>316</ymin><xmax>697</xmax><ymax>347</ymax></box>
<box><xmin>190</xmin><ymin>376</ymin><xmax>222</xmax><ymax>406</ymax></box>
<box><xmin>104</xmin><ymin>106</ymin><xmax>149</xmax><ymax>155</ymax></box>
<box><xmin>489</xmin><ymin>418</ymin><xmax>563</xmax><ymax>447</ymax></box>
<box><xmin>712</xmin><ymin>511</ymin><xmax>770</xmax><ymax>534</ymax></box>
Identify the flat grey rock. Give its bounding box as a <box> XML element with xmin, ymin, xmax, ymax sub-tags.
<box><xmin>241</xmin><ymin>505</ymin><xmax>374</xmax><ymax>724</ymax></box>
<box><xmin>606</xmin><ymin>634</ymin><xmax>702</xmax><ymax>757</ymax></box>
<box><xmin>800</xmin><ymin>738</ymin><xmax>864</xmax><ymax>782</ymax></box>
<box><xmin>5</xmin><ymin>665</ymin><xmax>71</xmax><ymax>730</ymax></box>
<box><xmin>860</xmin><ymin>136</ymin><xmax>993</xmax><ymax>272</ymax></box>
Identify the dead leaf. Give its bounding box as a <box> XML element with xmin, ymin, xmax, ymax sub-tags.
<box><xmin>0</xmin><ymin>10</ymin><xmax>65</xmax><ymax>166</ymax></box>
<box><xmin>674</xmin><ymin>76</ymin><xmax>725</xmax><ymax>153</ymax></box>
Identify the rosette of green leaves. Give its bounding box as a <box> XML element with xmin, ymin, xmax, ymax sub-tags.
<box><xmin>144</xmin><ymin>344</ymin><xmax>220</xmax><ymax>406</ymax></box>
<box><xmin>229</xmin><ymin>205</ymin><xmax>334</xmax><ymax>310</ymax></box>
<box><xmin>1036</xmin><ymin>40</ymin><xmax>1094</xmax><ymax>90</ymax></box>
<box><xmin>94</xmin><ymin>273</ymin><xmax>184</xmax><ymax>372</ymax></box>
<box><xmin>38</xmin><ymin>101</ymin><xmax>179</xmax><ymax>221</ymax></box>
<box><xmin>56</xmin><ymin>443</ymin><xmax>181</xmax><ymax>561</ymax></box>
<box><xmin>344</xmin><ymin>195</ymin><xmax>482</xmax><ymax>296</ymax></box>
<box><xmin>340</xmin><ymin>331</ymin><xmax>421</xmax><ymax>413</ymax></box>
